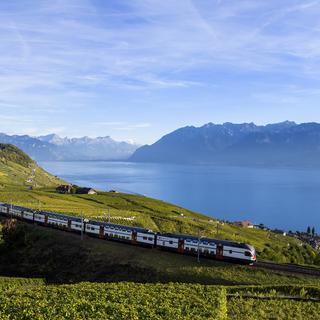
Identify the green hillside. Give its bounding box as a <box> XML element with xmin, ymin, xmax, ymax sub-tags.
<box><xmin>0</xmin><ymin>188</ymin><xmax>318</xmax><ymax>265</ymax></box>
<box><xmin>0</xmin><ymin>143</ymin><xmax>318</xmax><ymax>266</ymax></box>
<box><xmin>0</xmin><ymin>144</ymin><xmax>64</xmax><ymax>188</ymax></box>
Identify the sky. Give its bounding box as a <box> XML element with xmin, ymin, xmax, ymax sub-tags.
<box><xmin>1</xmin><ymin>0</ymin><xmax>320</xmax><ymax>144</ymax></box>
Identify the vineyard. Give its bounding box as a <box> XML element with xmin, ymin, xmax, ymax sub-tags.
<box><xmin>0</xmin><ymin>278</ymin><xmax>319</xmax><ymax>319</ymax></box>
<box><xmin>0</xmin><ymin>280</ymin><xmax>227</xmax><ymax>320</ymax></box>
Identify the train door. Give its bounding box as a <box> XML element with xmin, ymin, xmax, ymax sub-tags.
<box><xmin>132</xmin><ymin>230</ymin><xmax>137</xmax><ymax>244</ymax></box>
<box><xmin>178</xmin><ymin>239</ymin><xmax>184</xmax><ymax>253</ymax></box>
<box><xmin>44</xmin><ymin>215</ymin><xmax>48</xmax><ymax>226</ymax></box>
<box><xmin>216</xmin><ymin>244</ymin><xmax>223</xmax><ymax>259</ymax></box>
<box><xmin>68</xmin><ymin>219</ymin><xmax>72</xmax><ymax>230</ymax></box>
<box><xmin>99</xmin><ymin>225</ymin><xmax>104</xmax><ymax>239</ymax></box>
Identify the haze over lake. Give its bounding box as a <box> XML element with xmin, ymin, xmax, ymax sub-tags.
<box><xmin>40</xmin><ymin>161</ymin><xmax>320</xmax><ymax>232</ymax></box>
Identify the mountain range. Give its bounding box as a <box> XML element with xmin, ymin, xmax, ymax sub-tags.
<box><xmin>130</xmin><ymin>121</ymin><xmax>320</xmax><ymax>166</ymax></box>
<box><xmin>0</xmin><ymin>133</ymin><xmax>138</xmax><ymax>161</ymax></box>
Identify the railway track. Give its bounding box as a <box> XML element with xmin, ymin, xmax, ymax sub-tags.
<box><xmin>253</xmin><ymin>261</ymin><xmax>320</xmax><ymax>277</ymax></box>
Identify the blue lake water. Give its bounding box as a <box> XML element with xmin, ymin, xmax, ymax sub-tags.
<box><xmin>39</xmin><ymin>161</ymin><xmax>320</xmax><ymax>232</ymax></box>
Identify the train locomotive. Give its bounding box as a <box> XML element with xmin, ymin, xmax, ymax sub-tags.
<box><xmin>0</xmin><ymin>202</ymin><xmax>256</xmax><ymax>264</ymax></box>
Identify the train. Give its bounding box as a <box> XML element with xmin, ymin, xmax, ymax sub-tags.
<box><xmin>0</xmin><ymin>202</ymin><xmax>256</xmax><ymax>264</ymax></box>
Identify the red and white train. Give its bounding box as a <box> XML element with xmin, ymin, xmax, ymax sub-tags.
<box><xmin>0</xmin><ymin>202</ymin><xmax>256</xmax><ymax>264</ymax></box>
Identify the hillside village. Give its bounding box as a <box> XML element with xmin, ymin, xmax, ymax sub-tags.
<box><xmin>233</xmin><ymin>219</ymin><xmax>320</xmax><ymax>250</ymax></box>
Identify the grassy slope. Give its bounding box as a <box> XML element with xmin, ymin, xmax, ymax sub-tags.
<box><xmin>0</xmin><ymin>188</ymin><xmax>317</xmax><ymax>265</ymax></box>
<box><xmin>1</xmin><ymin>221</ymin><xmax>319</xmax><ymax>286</ymax></box>
<box><xmin>0</xmin><ymin>144</ymin><xmax>63</xmax><ymax>188</ymax></box>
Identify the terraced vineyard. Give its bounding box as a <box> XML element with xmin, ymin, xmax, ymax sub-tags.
<box><xmin>0</xmin><ymin>280</ymin><xmax>227</xmax><ymax>320</ymax></box>
<box><xmin>0</xmin><ymin>277</ymin><xmax>319</xmax><ymax>320</ymax></box>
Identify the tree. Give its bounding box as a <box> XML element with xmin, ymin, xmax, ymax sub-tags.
<box><xmin>312</xmin><ymin>227</ymin><xmax>315</xmax><ymax>237</ymax></box>
<box><xmin>307</xmin><ymin>226</ymin><xmax>311</xmax><ymax>235</ymax></box>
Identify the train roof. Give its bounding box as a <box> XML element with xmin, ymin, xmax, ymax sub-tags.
<box><xmin>11</xmin><ymin>204</ymin><xmax>33</xmax><ymax>212</ymax></box>
<box><xmin>159</xmin><ymin>233</ymin><xmax>252</xmax><ymax>249</ymax></box>
<box><xmin>87</xmin><ymin>219</ymin><xmax>154</xmax><ymax>233</ymax></box>
<box><xmin>43</xmin><ymin>211</ymin><xmax>82</xmax><ymax>222</ymax></box>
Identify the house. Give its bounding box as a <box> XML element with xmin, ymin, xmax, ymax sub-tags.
<box><xmin>254</xmin><ymin>223</ymin><xmax>269</xmax><ymax>231</ymax></box>
<box><xmin>273</xmin><ymin>229</ymin><xmax>287</xmax><ymax>236</ymax></box>
<box><xmin>75</xmin><ymin>188</ymin><xmax>97</xmax><ymax>195</ymax></box>
<box><xmin>56</xmin><ymin>184</ymin><xmax>72</xmax><ymax>194</ymax></box>
<box><xmin>233</xmin><ymin>220</ymin><xmax>254</xmax><ymax>228</ymax></box>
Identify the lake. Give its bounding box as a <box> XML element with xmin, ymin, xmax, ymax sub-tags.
<box><xmin>39</xmin><ymin>161</ymin><xmax>320</xmax><ymax>232</ymax></box>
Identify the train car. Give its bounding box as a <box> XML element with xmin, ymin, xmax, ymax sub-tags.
<box><xmin>69</xmin><ymin>217</ymin><xmax>83</xmax><ymax>232</ymax></box>
<box><xmin>157</xmin><ymin>233</ymin><xmax>256</xmax><ymax>264</ymax></box>
<box><xmin>0</xmin><ymin>203</ymin><xmax>8</xmax><ymax>215</ymax></box>
<box><xmin>0</xmin><ymin>203</ymin><xmax>32</xmax><ymax>220</ymax></box>
<box><xmin>46</xmin><ymin>212</ymin><xmax>69</xmax><ymax>229</ymax></box>
<box><xmin>85</xmin><ymin>219</ymin><xmax>156</xmax><ymax>247</ymax></box>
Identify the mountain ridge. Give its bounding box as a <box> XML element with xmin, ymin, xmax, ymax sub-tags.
<box><xmin>129</xmin><ymin>121</ymin><xmax>320</xmax><ymax>166</ymax></box>
<box><xmin>0</xmin><ymin>133</ymin><xmax>139</xmax><ymax>161</ymax></box>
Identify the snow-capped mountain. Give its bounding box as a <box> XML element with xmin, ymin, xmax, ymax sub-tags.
<box><xmin>0</xmin><ymin>133</ymin><xmax>139</xmax><ymax>161</ymax></box>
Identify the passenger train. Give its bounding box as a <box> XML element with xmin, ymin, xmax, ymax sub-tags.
<box><xmin>0</xmin><ymin>202</ymin><xmax>256</xmax><ymax>264</ymax></box>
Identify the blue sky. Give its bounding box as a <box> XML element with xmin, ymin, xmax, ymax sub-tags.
<box><xmin>1</xmin><ymin>0</ymin><xmax>320</xmax><ymax>144</ymax></box>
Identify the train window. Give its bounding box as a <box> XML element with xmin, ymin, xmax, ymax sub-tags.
<box><xmin>244</xmin><ymin>251</ymin><xmax>252</xmax><ymax>257</ymax></box>
<box><xmin>169</xmin><ymin>241</ymin><xmax>173</xmax><ymax>244</ymax></box>
<box><xmin>148</xmin><ymin>237</ymin><xmax>153</xmax><ymax>241</ymax></box>
<box><xmin>229</xmin><ymin>250</ymin><xmax>233</xmax><ymax>254</ymax></box>
<box><xmin>143</xmin><ymin>237</ymin><xmax>147</xmax><ymax>240</ymax></box>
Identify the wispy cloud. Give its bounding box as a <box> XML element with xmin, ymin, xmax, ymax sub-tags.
<box><xmin>1</xmin><ymin>0</ymin><xmax>320</xmax><ymax>142</ymax></box>
<box><xmin>2</xmin><ymin>0</ymin><xmax>320</xmax><ymax>98</ymax></box>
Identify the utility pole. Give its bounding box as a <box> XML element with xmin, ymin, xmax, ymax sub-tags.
<box><xmin>81</xmin><ymin>215</ymin><xmax>84</xmax><ymax>241</ymax></box>
<box><xmin>197</xmin><ymin>228</ymin><xmax>202</xmax><ymax>263</ymax></box>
